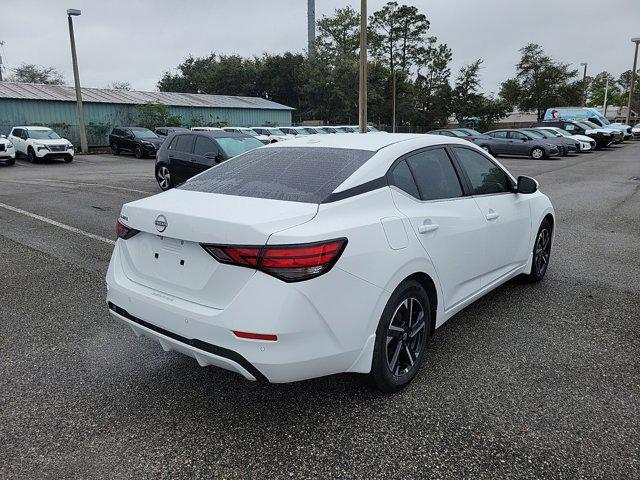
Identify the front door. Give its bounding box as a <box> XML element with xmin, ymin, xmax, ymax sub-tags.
<box><xmin>451</xmin><ymin>146</ymin><xmax>532</xmax><ymax>286</ymax></box>
<box><xmin>389</xmin><ymin>147</ymin><xmax>487</xmax><ymax>310</ymax></box>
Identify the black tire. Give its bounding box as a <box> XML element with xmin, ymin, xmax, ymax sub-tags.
<box><xmin>110</xmin><ymin>142</ymin><xmax>120</xmax><ymax>155</ymax></box>
<box><xmin>480</xmin><ymin>145</ymin><xmax>493</xmax><ymax>155</ymax></box>
<box><xmin>370</xmin><ymin>280</ymin><xmax>431</xmax><ymax>393</ymax></box>
<box><xmin>522</xmin><ymin>218</ymin><xmax>552</xmax><ymax>283</ymax></box>
<box><xmin>64</xmin><ymin>155</ymin><xmax>73</xmax><ymax>163</ymax></box>
<box><xmin>530</xmin><ymin>147</ymin><xmax>545</xmax><ymax>160</ymax></box>
<box><xmin>27</xmin><ymin>148</ymin><xmax>37</xmax><ymax>163</ymax></box>
<box><xmin>134</xmin><ymin>145</ymin><xmax>144</xmax><ymax>159</ymax></box>
<box><xmin>155</xmin><ymin>164</ymin><xmax>173</xmax><ymax>191</ymax></box>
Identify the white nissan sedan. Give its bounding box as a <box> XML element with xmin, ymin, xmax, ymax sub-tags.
<box><xmin>107</xmin><ymin>133</ymin><xmax>554</xmax><ymax>392</ymax></box>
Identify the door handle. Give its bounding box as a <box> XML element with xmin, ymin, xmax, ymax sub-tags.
<box><xmin>485</xmin><ymin>211</ymin><xmax>500</xmax><ymax>221</ymax></box>
<box><xmin>418</xmin><ymin>222</ymin><xmax>439</xmax><ymax>234</ymax></box>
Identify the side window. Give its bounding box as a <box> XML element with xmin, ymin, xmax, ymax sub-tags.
<box><xmin>454</xmin><ymin>148</ymin><xmax>512</xmax><ymax>195</ymax></box>
<box><xmin>405</xmin><ymin>148</ymin><xmax>463</xmax><ymax>201</ymax></box>
<box><xmin>490</xmin><ymin>131</ymin><xmax>507</xmax><ymax>138</ymax></box>
<box><xmin>389</xmin><ymin>160</ymin><xmax>420</xmax><ymax>199</ymax></box>
<box><xmin>193</xmin><ymin>136</ymin><xmax>217</xmax><ymax>157</ymax></box>
<box><xmin>564</xmin><ymin>123</ymin><xmax>576</xmax><ymax>132</ymax></box>
<box><xmin>174</xmin><ymin>134</ymin><xmax>194</xmax><ymax>153</ymax></box>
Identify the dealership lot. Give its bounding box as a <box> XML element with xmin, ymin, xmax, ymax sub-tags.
<box><xmin>1</xmin><ymin>144</ymin><xmax>639</xmax><ymax>478</ymax></box>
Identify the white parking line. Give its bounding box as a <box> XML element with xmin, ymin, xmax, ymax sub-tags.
<box><xmin>0</xmin><ymin>202</ymin><xmax>116</xmax><ymax>246</ymax></box>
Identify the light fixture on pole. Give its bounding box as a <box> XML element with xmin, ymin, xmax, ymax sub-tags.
<box><xmin>626</xmin><ymin>37</ymin><xmax>640</xmax><ymax>126</ymax></box>
<box><xmin>358</xmin><ymin>0</ymin><xmax>367</xmax><ymax>133</ymax></box>
<box><xmin>580</xmin><ymin>62</ymin><xmax>588</xmax><ymax>107</ymax></box>
<box><xmin>67</xmin><ymin>8</ymin><xmax>88</xmax><ymax>154</ymax></box>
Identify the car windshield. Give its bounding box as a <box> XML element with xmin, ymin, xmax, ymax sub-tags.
<box><xmin>581</xmin><ymin>121</ymin><xmax>600</xmax><ymax>129</ymax></box>
<box><xmin>336</xmin><ymin>127</ymin><xmax>355</xmax><ymax>133</ymax></box>
<box><xmin>321</xmin><ymin>127</ymin><xmax>338</xmax><ymax>133</ymax></box>
<box><xmin>294</xmin><ymin>129</ymin><xmax>311</xmax><ymax>135</ymax></box>
<box><xmin>133</xmin><ymin>129</ymin><xmax>158</xmax><ymax>139</ymax></box>
<box><xmin>551</xmin><ymin>129</ymin><xmax>571</xmax><ymax>137</ymax></box>
<box><xmin>28</xmin><ymin>129</ymin><xmax>60</xmax><ymax>140</ymax></box>
<box><xmin>367</xmin><ymin>126</ymin><xmax>379</xmax><ymax>132</ymax></box>
<box><xmin>522</xmin><ymin>130</ymin><xmax>543</xmax><ymax>139</ymax></box>
<box><xmin>216</xmin><ymin>136</ymin><xmax>264</xmax><ymax>158</ymax></box>
<box><xmin>267</xmin><ymin>129</ymin><xmax>285</xmax><ymax>135</ymax></box>
<box><xmin>448</xmin><ymin>130</ymin><xmax>467</xmax><ymax>137</ymax></box>
<box><xmin>239</xmin><ymin>129</ymin><xmax>260</xmax><ymax>136</ymax></box>
<box><xmin>531</xmin><ymin>129</ymin><xmax>555</xmax><ymax>138</ymax></box>
<box><xmin>457</xmin><ymin>128</ymin><xmax>483</xmax><ymax>136</ymax></box>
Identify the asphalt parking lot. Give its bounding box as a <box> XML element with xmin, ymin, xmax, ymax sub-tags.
<box><xmin>1</xmin><ymin>144</ymin><xmax>639</xmax><ymax>479</ymax></box>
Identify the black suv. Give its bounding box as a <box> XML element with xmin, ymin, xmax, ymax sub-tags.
<box><xmin>154</xmin><ymin>130</ymin><xmax>264</xmax><ymax>190</ymax></box>
<box><xmin>109</xmin><ymin>127</ymin><xmax>165</xmax><ymax>158</ymax></box>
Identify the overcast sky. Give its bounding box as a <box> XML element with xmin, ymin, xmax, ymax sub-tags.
<box><xmin>1</xmin><ymin>0</ymin><xmax>639</xmax><ymax>95</ymax></box>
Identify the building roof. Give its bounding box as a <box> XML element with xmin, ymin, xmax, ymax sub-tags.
<box><xmin>0</xmin><ymin>82</ymin><xmax>294</xmax><ymax>110</ymax></box>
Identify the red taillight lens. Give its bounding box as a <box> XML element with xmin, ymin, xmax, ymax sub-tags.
<box><xmin>201</xmin><ymin>238</ymin><xmax>347</xmax><ymax>282</ymax></box>
<box><xmin>116</xmin><ymin>219</ymin><xmax>139</xmax><ymax>240</ymax></box>
<box><xmin>233</xmin><ymin>331</ymin><xmax>278</xmax><ymax>341</ymax></box>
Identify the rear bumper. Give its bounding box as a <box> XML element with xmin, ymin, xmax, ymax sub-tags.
<box><xmin>109</xmin><ymin>303</ymin><xmax>266</xmax><ymax>381</ymax></box>
<box><xmin>106</xmin><ymin>240</ymin><xmax>384</xmax><ymax>383</ymax></box>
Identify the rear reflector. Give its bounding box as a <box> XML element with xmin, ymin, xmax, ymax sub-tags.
<box><xmin>116</xmin><ymin>219</ymin><xmax>139</xmax><ymax>240</ymax></box>
<box><xmin>201</xmin><ymin>238</ymin><xmax>347</xmax><ymax>282</ymax></box>
<box><xmin>233</xmin><ymin>331</ymin><xmax>278</xmax><ymax>341</ymax></box>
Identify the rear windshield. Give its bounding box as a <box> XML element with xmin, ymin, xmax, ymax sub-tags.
<box><xmin>179</xmin><ymin>147</ymin><xmax>374</xmax><ymax>203</ymax></box>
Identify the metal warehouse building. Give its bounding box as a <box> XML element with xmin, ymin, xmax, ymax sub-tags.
<box><xmin>0</xmin><ymin>82</ymin><xmax>293</xmax><ymax>146</ymax></box>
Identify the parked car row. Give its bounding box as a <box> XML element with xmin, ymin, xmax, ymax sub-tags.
<box><xmin>427</xmin><ymin>115</ymin><xmax>634</xmax><ymax>160</ymax></box>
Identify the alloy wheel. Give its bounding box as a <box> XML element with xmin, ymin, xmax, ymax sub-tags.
<box><xmin>157</xmin><ymin>166</ymin><xmax>171</xmax><ymax>190</ymax></box>
<box><xmin>386</xmin><ymin>297</ymin><xmax>426</xmax><ymax>377</ymax></box>
<box><xmin>532</xmin><ymin>148</ymin><xmax>543</xmax><ymax>159</ymax></box>
<box><xmin>534</xmin><ymin>228</ymin><xmax>551</xmax><ymax>276</ymax></box>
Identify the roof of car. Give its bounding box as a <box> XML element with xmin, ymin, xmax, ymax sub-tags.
<box><xmin>172</xmin><ymin>130</ymin><xmax>252</xmax><ymax>139</ymax></box>
<box><xmin>14</xmin><ymin>126</ymin><xmax>50</xmax><ymax>130</ymax></box>
<box><xmin>263</xmin><ymin>132</ymin><xmax>461</xmax><ymax>152</ymax></box>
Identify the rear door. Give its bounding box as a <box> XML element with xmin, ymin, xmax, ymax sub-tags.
<box><xmin>451</xmin><ymin>146</ymin><xmax>531</xmax><ymax>286</ymax></box>
<box><xmin>389</xmin><ymin>147</ymin><xmax>486</xmax><ymax>310</ymax></box>
<box><xmin>168</xmin><ymin>134</ymin><xmax>196</xmax><ymax>181</ymax></box>
<box><xmin>486</xmin><ymin>131</ymin><xmax>511</xmax><ymax>154</ymax></box>
<box><xmin>191</xmin><ymin>135</ymin><xmax>219</xmax><ymax>175</ymax></box>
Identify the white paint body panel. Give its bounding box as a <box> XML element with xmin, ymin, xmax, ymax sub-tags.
<box><xmin>106</xmin><ymin>134</ymin><xmax>554</xmax><ymax>383</ymax></box>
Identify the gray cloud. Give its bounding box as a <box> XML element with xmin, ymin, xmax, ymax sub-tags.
<box><xmin>1</xmin><ymin>0</ymin><xmax>639</xmax><ymax>95</ymax></box>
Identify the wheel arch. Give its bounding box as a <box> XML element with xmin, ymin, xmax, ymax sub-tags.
<box><xmin>403</xmin><ymin>272</ymin><xmax>438</xmax><ymax>334</ymax></box>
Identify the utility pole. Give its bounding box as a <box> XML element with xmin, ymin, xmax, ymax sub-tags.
<box><xmin>580</xmin><ymin>62</ymin><xmax>588</xmax><ymax>107</ymax></box>
<box><xmin>392</xmin><ymin>70</ymin><xmax>397</xmax><ymax>133</ymax></box>
<box><xmin>358</xmin><ymin>0</ymin><xmax>367</xmax><ymax>133</ymax></box>
<box><xmin>307</xmin><ymin>0</ymin><xmax>316</xmax><ymax>58</ymax></box>
<box><xmin>626</xmin><ymin>37</ymin><xmax>640</xmax><ymax>126</ymax></box>
<box><xmin>0</xmin><ymin>41</ymin><xmax>5</xmax><ymax>81</ymax></box>
<box><xmin>602</xmin><ymin>77</ymin><xmax>609</xmax><ymax>118</ymax></box>
<box><xmin>67</xmin><ymin>9</ymin><xmax>88</xmax><ymax>154</ymax></box>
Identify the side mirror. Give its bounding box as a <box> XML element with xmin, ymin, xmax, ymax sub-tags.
<box><xmin>522</xmin><ymin>138</ymin><xmax>528</xmax><ymax>142</ymax></box>
<box><xmin>517</xmin><ymin>176</ymin><xmax>538</xmax><ymax>194</ymax></box>
<box><xmin>555</xmin><ymin>134</ymin><xmax>562</xmax><ymax>137</ymax></box>
<box><xmin>0</xmin><ymin>134</ymin><xmax>5</xmax><ymax>139</ymax></box>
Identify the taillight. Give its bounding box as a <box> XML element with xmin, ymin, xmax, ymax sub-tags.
<box><xmin>116</xmin><ymin>219</ymin><xmax>139</xmax><ymax>240</ymax></box>
<box><xmin>201</xmin><ymin>238</ymin><xmax>347</xmax><ymax>282</ymax></box>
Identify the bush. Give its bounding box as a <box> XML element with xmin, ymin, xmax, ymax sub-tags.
<box><xmin>137</xmin><ymin>103</ymin><xmax>182</xmax><ymax>130</ymax></box>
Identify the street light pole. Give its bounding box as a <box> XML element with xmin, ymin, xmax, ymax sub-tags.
<box><xmin>625</xmin><ymin>37</ymin><xmax>640</xmax><ymax>126</ymax></box>
<box><xmin>67</xmin><ymin>9</ymin><xmax>88</xmax><ymax>154</ymax></box>
<box><xmin>358</xmin><ymin>0</ymin><xmax>367</xmax><ymax>134</ymax></box>
<box><xmin>602</xmin><ymin>76</ymin><xmax>609</xmax><ymax>118</ymax></box>
<box><xmin>580</xmin><ymin>62</ymin><xmax>588</xmax><ymax>107</ymax></box>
